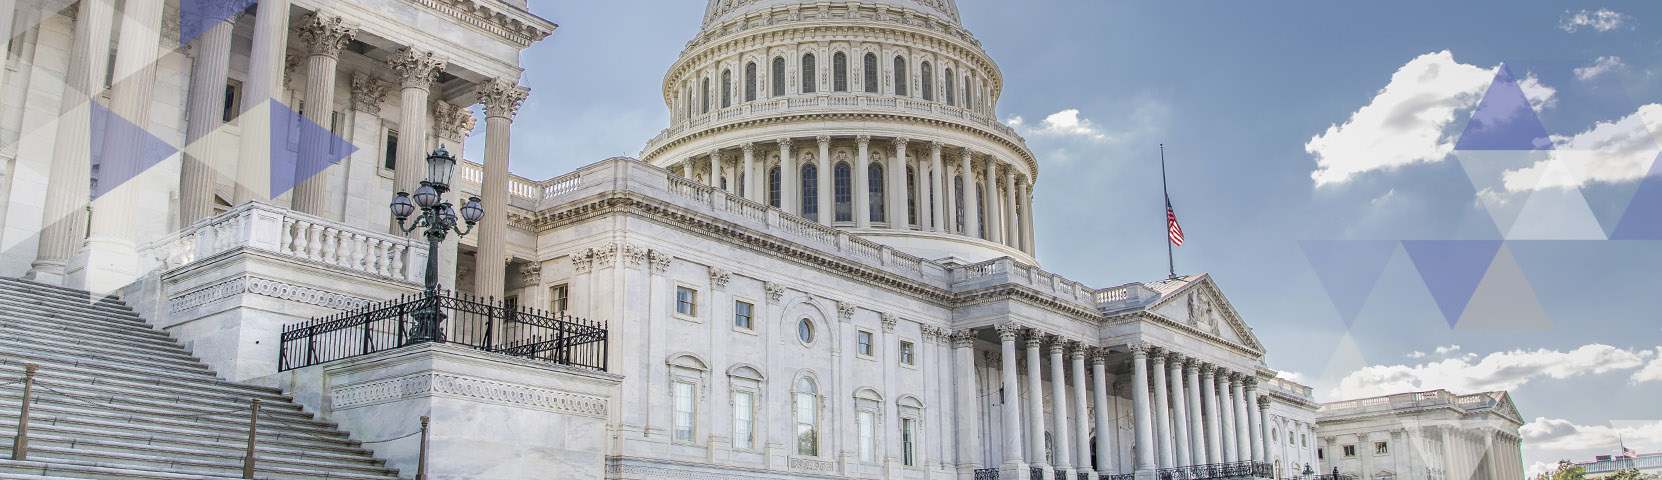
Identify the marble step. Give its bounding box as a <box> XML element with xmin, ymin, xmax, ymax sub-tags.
<box><xmin>0</xmin><ymin>402</ymin><xmax>366</xmax><ymax>454</ymax></box>
<box><xmin>0</xmin><ymin>295</ymin><xmax>144</xmax><ymax>325</ymax></box>
<box><xmin>0</xmin><ymin>303</ymin><xmax>177</xmax><ymax>344</ymax></box>
<box><xmin>0</xmin><ymin>451</ymin><xmax>397</xmax><ymax>480</ymax></box>
<box><xmin>0</xmin><ymin>344</ymin><xmax>220</xmax><ymax>385</ymax></box>
<box><xmin>0</xmin><ymin>282</ymin><xmax>141</xmax><ymax>318</ymax></box>
<box><xmin>0</xmin><ymin>336</ymin><xmax>217</xmax><ymax>377</ymax></box>
<box><xmin>0</xmin><ymin>459</ymin><xmax>244</xmax><ymax>479</ymax></box>
<box><xmin>0</xmin><ymin>278</ymin><xmax>134</xmax><ymax>304</ymax></box>
<box><xmin>0</xmin><ymin>380</ymin><xmax>330</xmax><ymax>431</ymax></box>
<box><xmin>0</xmin><ymin>322</ymin><xmax>205</xmax><ymax>367</ymax></box>
<box><xmin>0</xmin><ymin>360</ymin><xmax>290</xmax><ymax>408</ymax></box>
<box><xmin>1</xmin><ymin>434</ymin><xmax>395</xmax><ymax>476</ymax></box>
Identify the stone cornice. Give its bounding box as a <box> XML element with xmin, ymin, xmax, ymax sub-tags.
<box><xmin>1103</xmin><ymin>310</ymin><xmax>1265</xmax><ymax>359</ymax></box>
<box><xmin>403</xmin><ymin>0</ymin><xmax>556</xmax><ymax>48</ymax></box>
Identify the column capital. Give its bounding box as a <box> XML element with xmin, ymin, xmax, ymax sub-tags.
<box><xmin>295</xmin><ymin>12</ymin><xmax>358</xmax><ymax>58</ymax></box>
<box><xmin>388</xmin><ymin>47</ymin><xmax>447</xmax><ymax>90</ymax></box>
<box><xmin>776</xmin><ymin>137</ymin><xmax>793</xmax><ymax>149</ymax></box>
<box><xmin>994</xmin><ymin>321</ymin><xmax>1023</xmax><ymax>340</ymax></box>
<box><xmin>856</xmin><ymin>135</ymin><xmax>870</xmax><ymax>147</ymax></box>
<box><xmin>1128</xmin><ymin>342</ymin><xmax>1149</xmax><ymax>357</ymax></box>
<box><xmin>1182</xmin><ymin>356</ymin><xmax>1201</xmax><ymax>369</ymax></box>
<box><xmin>1047</xmin><ymin>336</ymin><xmax>1067</xmax><ymax>355</ymax></box>
<box><xmin>880</xmin><ymin>312</ymin><xmax>898</xmax><ymax>331</ymax></box>
<box><xmin>893</xmin><ymin>137</ymin><xmax>910</xmax><ymax>150</ymax></box>
<box><xmin>1166</xmin><ymin>351</ymin><xmax>1186</xmax><ymax>365</ymax></box>
<box><xmin>959</xmin><ymin>147</ymin><xmax>975</xmax><ymax>160</ymax></box>
<box><xmin>1089</xmin><ymin>347</ymin><xmax>1112</xmax><ymax>365</ymax></box>
<box><xmin>475</xmin><ymin>78</ymin><xmax>530</xmax><ymax>119</ymax></box>
<box><xmin>929</xmin><ymin>141</ymin><xmax>944</xmax><ymax>154</ymax></box>
<box><xmin>1067</xmin><ymin>341</ymin><xmax>1088</xmax><ymax>360</ymax></box>
<box><xmin>432</xmin><ymin>101</ymin><xmax>475</xmax><ymax>141</ymax></box>
<box><xmin>816</xmin><ymin>135</ymin><xmax>832</xmax><ymax>148</ymax></box>
<box><xmin>741</xmin><ymin>142</ymin><xmax>756</xmax><ymax>154</ymax></box>
<box><xmin>1150</xmin><ymin>348</ymin><xmax>1168</xmax><ymax>365</ymax></box>
<box><xmin>1023</xmin><ymin>330</ymin><xmax>1044</xmax><ymax>349</ymax></box>
<box><xmin>1199</xmin><ymin>363</ymin><xmax>1216</xmax><ymax>379</ymax></box>
<box><xmin>950</xmin><ymin>328</ymin><xmax>976</xmax><ymax>348</ymax></box>
<box><xmin>349</xmin><ymin>72</ymin><xmax>389</xmax><ymax>114</ymax></box>
<box><xmin>1258</xmin><ymin>395</ymin><xmax>1271</xmax><ymax>409</ymax></box>
<box><xmin>708</xmin><ymin>148</ymin><xmax>721</xmax><ymax>160</ymax></box>
<box><xmin>1243</xmin><ymin>377</ymin><xmax>1258</xmax><ymax>388</ymax></box>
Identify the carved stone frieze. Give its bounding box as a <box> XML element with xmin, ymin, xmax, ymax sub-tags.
<box><xmin>571</xmin><ymin>248</ymin><xmax>594</xmax><ymax>274</ymax></box>
<box><xmin>649</xmin><ymin>250</ymin><xmax>673</xmax><ymax>275</ymax></box>
<box><xmin>432</xmin><ymin>101</ymin><xmax>476</xmax><ymax>141</ymax></box>
<box><xmin>387</xmin><ymin>47</ymin><xmax>447</xmax><ymax>90</ymax></box>
<box><xmin>295</xmin><ymin>12</ymin><xmax>359</xmax><ymax>58</ymax></box>
<box><xmin>475</xmin><ymin>77</ymin><xmax>531</xmax><ymax>119</ymax></box>
<box><xmin>708</xmin><ymin>267</ymin><xmax>731</xmax><ymax>291</ymax></box>
<box><xmin>349</xmin><ymin>73</ymin><xmax>389</xmax><ymax>114</ymax></box>
<box><xmin>519</xmin><ymin>262</ymin><xmax>541</xmax><ymax>285</ymax></box>
<box><xmin>332</xmin><ymin>372</ymin><xmax>607</xmax><ymax>418</ymax></box>
<box><xmin>764</xmin><ymin>281</ymin><xmax>785</xmax><ymax>305</ymax></box>
<box><xmin>836</xmin><ymin>301</ymin><xmax>855</xmax><ymax>323</ymax></box>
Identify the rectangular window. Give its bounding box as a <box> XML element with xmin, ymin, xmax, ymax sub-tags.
<box><xmin>1318</xmin><ymin>448</ymin><xmax>1324</xmax><ymax>460</ymax></box>
<box><xmin>733</xmin><ymin>391</ymin><xmax>754</xmax><ymax>449</ymax></box>
<box><xmin>734</xmin><ymin>301</ymin><xmax>753</xmax><ymax>330</ymax></box>
<box><xmin>901</xmin><ymin>418</ymin><xmax>916</xmax><ymax>466</ymax></box>
<box><xmin>1375</xmin><ymin>441</ymin><xmax>1388</xmax><ymax>455</ymax></box>
<box><xmin>549</xmin><ymin>284</ymin><xmax>569</xmax><ymax>313</ymax></box>
<box><xmin>676</xmin><ymin>287</ymin><xmax>697</xmax><ymax>316</ymax></box>
<box><xmin>858</xmin><ymin>411</ymin><xmax>876</xmax><ymax>463</ymax></box>
<box><xmin>673</xmin><ymin>381</ymin><xmax>696</xmax><ymax>442</ymax></box>
<box><xmin>383</xmin><ymin>130</ymin><xmax>398</xmax><ymax>170</ymax></box>
<box><xmin>857</xmin><ymin>330</ymin><xmax>873</xmax><ymax>356</ymax></box>
<box><xmin>899</xmin><ymin>341</ymin><xmax>915</xmax><ymax>365</ymax></box>
<box><xmin>1342</xmin><ymin>445</ymin><xmax>1356</xmax><ymax>458</ymax></box>
<box><xmin>222</xmin><ymin>80</ymin><xmax>242</xmax><ymax>122</ymax></box>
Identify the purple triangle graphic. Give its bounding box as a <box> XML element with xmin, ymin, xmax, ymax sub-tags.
<box><xmin>90</xmin><ymin>101</ymin><xmax>178</xmax><ymax>199</ymax></box>
<box><xmin>1401</xmin><ymin>240</ymin><xmax>1502</xmax><ymax>328</ymax></box>
<box><xmin>1610</xmin><ymin>152</ymin><xmax>1662</xmax><ymax>240</ymax></box>
<box><xmin>178</xmin><ymin>0</ymin><xmax>258</xmax><ymax>45</ymax></box>
<box><xmin>1454</xmin><ymin>64</ymin><xmax>1553</xmax><ymax>151</ymax></box>
<box><xmin>1299</xmin><ymin>240</ymin><xmax>1399</xmax><ymax>328</ymax></box>
<box><xmin>267</xmin><ymin>100</ymin><xmax>356</xmax><ymax>199</ymax></box>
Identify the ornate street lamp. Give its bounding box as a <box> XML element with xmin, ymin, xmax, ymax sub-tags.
<box><xmin>390</xmin><ymin>145</ymin><xmax>484</xmax><ymax>343</ymax></box>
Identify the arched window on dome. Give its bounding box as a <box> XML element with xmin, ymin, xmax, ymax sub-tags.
<box><xmin>953</xmin><ymin>175</ymin><xmax>964</xmax><ymax>233</ymax></box>
<box><xmin>920</xmin><ymin>62</ymin><xmax>933</xmax><ymax>101</ymax></box>
<box><xmin>745</xmin><ymin>63</ymin><xmax>757</xmax><ymax>102</ymax></box>
<box><xmin>833</xmin><ymin>52</ymin><xmax>848</xmax><ymax>92</ymax></box>
<box><xmin>801</xmin><ymin>54</ymin><xmax>816</xmax><ymax>94</ymax></box>
<box><xmin>976</xmin><ymin>184</ymin><xmax>986</xmax><ymax>239</ymax></box>
<box><xmin>906</xmin><ymin>166</ymin><xmax>918</xmax><ymax>226</ymax></box>
<box><xmin>893</xmin><ymin>56</ymin><xmax>908</xmax><ymax>96</ymax></box>
<box><xmin>945</xmin><ymin>68</ymin><xmax>955</xmax><ymax>106</ymax></box>
<box><xmin>800</xmin><ymin>164</ymin><xmax>818</xmax><ymax>220</ymax></box>
<box><xmin>963</xmin><ymin>75</ymin><xmax>972</xmax><ymax>110</ymax></box>
<box><xmin>701</xmin><ymin>77</ymin><xmax>710</xmax><ymax>113</ymax></box>
<box><xmin>833</xmin><ymin>162</ymin><xmax>852</xmax><ymax>222</ymax></box>
<box><xmin>721</xmin><ymin>69</ymin><xmax>732</xmax><ymax>108</ymax></box>
<box><xmin>863</xmin><ymin>53</ymin><xmax>878</xmax><ymax>93</ymax></box>
<box><xmin>868</xmin><ymin>163</ymin><xmax>885</xmax><ymax>223</ymax></box>
<box><xmin>772</xmin><ymin>57</ymin><xmax>786</xmax><ymax>97</ymax></box>
<box><xmin>768</xmin><ymin>166</ymin><xmax>781</xmax><ymax>208</ymax></box>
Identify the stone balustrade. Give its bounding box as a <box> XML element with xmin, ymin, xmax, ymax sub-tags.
<box><xmin>139</xmin><ymin>202</ymin><xmax>425</xmax><ymax>284</ymax></box>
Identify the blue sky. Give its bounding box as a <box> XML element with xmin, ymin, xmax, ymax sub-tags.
<box><xmin>474</xmin><ymin>2</ymin><xmax>1662</xmax><ymax>474</ymax></box>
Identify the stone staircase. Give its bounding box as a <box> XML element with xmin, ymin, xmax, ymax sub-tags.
<box><xmin>0</xmin><ymin>277</ymin><xmax>402</xmax><ymax>479</ymax></box>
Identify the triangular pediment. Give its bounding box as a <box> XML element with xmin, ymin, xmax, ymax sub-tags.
<box><xmin>1143</xmin><ymin>274</ymin><xmax>1265</xmax><ymax>354</ymax></box>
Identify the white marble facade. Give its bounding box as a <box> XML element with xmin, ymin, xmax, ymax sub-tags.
<box><xmin>1316</xmin><ymin>390</ymin><xmax>1526</xmax><ymax>480</ymax></box>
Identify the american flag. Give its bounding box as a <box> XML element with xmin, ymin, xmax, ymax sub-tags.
<box><xmin>1167</xmin><ymin>197</ymin><xmax>1184</xmax><ymax>246</ymax></box>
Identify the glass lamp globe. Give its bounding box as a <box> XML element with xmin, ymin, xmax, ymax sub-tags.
<box><xmin>412</xmin><ymin>184</ymin><xmax>440</xmax><ymax>208</ymax></box>
<box><xmin>439</xmin><ymin>203</ymin><xmax>458</xmax><ymax>225</ymax></box>
<box><xmin>460</xmin><ymin>197</ymin><xmax>485</xmax><ymax>224</ymax></box>
<box><xmin>389</xmin><ymin>192</ymin><xmax>416</xmax><ymax>219</ymax></box>
<box><xmin>425</xmin><ymin>145</ymin><xmax>456</xmax><ymax>187</ymax></box>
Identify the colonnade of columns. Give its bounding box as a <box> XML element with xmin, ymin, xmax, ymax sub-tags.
<box><xmin>953</xmin><ymin>324</ymin><xmax>1268</xmax><ymax>479</ymax></box>
<box><xmin>20</xmin><ymin>0</ymin><xmax>528</xmax><ymax>299</ymax></box>
<box><xmin>672</xmin><ymin>136</ymin><xmax>1036</xmax><ymax>256</ymax></box>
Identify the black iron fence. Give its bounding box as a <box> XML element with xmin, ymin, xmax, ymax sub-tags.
<box><xmin>1032</xmin><ymin>466</ymin><xmax>1044</xmax><ymax>479</ymax></box>
<box><xmin>278</xmin><ymin>291</ymin><xmax>608</xmax><ymax>372</ymax></box>
<box><xmin>1105</xmin><ymin>473</ymin><xmax>1136</xmax><ymax>480</ymax></box>
<box><xmin>1156</xmin><ymin>461</ymin><xmax>1276</xmax><ymax>480</ymax></box>
<box><xmin>973</xmin><ymin>468</ymin><xmax>1000</xmax><ymax>480</ymax></box>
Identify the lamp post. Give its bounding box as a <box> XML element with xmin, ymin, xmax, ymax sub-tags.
<box><xmin>1303</xmin><ymin>464</ymin><xmax>1314</xmax><ymax>480</ymax></box>
<box><xmin>390</xmin><ymin>145</ymin><xmax>484</xmax><ymax>343</ymax></box>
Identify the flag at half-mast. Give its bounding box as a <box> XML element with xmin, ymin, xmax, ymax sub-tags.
<box><xmin>1166</xmin><ymin>196</ymin><xmax>1184</xmax><ymax>246</ymax></box>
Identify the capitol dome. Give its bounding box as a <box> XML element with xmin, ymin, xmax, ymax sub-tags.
<box><xmin>643</xmin><ymin>0</ymin><xmax>1038</xmax><ymax>265</ymax></box>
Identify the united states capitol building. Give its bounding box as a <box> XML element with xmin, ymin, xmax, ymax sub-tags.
<box><xmin>0</xmin><ymin>0</ymin><xmax>1524</xmax><ymax>479</ymax></box>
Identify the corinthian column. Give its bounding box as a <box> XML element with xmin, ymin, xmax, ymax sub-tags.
<box><xmin>1151</xmin><ymin>348</ymin><xmax>1174</xmax><ymax>469</ymax></box>
<box><xmin>1049</xmin><ymin>339</ymin><xmax>1073</xmax><ymax>474</ymax></box>
<box><xmin>706</xmin><ymin>148</ymin><xmax>720</xmax><ymax>189</ymax></box>
<box><xmin>473</xmin><ymin>78</ymin><xmax>529</xmax><ymax>301</ymax></box>
<box><xmin>1201</xmin><ymin>365</ymin><xmax>1222</xmax><ymax>464</ymax></box>
<box><xmin>27</xmin><ymin>0</ymin><xmax>115</xmax><ymax>284</ymax></box>
<box><xmin>1003</xmin><ymin>165</ymin><xmax>1018</xmax><ymax>248</ymax></box>
<box><xmin>1024</xmin><ymin>331</ymin><xmax>1046</xmax><ymax>467</ymax></box>
<box><xmin>889</xmin><ymin>138</ymin><xmax>908</xmax><ymax>230</ymax></box>
<box><xmin>386</xmin><ymin>47</ymin><xmax>446</xmax><ymax>198</ymax></box>
<box><xmin>1092</xmin><ymin>350</ymin><xmax>1116</xmax><ymax>474</ymax></box>
<box><xmin>1232</xmin><ymin>375</ymin><xmax>1251</xmax><ymax>462</ymax></box>
<box><xmin>960</xmin><ymin>149</ymin><xmax>978</xmax><ymax>238</ymax></box>
<box><xmin>1019</xmin><ymin>177</ymin><xmax>1035</xmax><ymax>256</ymax></box>
<box><xmin>181</xmin><ymin>8</ymin><xmax>237</xmax><ymax>224</ymax></box>
<box><xmin>778</xmin><ymin>138</ymin><xmax>795</xmax><ymax>215</ymax></box>
<box><xmin>1071</xmin><ymin>345</ymin><xmax>1092</xmax><ymax>475</ymax></box>
<box><xmin>290</xmin><ymin>12</ymin><xmax>358</xmax><ymax>216</ymax></box>
<box><xmin>929</xmin><ymin>142</ymin><xmax>946</xmax><ymax>233</ymax></box>
<box><xmin>1185</xmin><ymin>359</ymin><xmax>1208</xmax><ymax>465</ymax></box>
<box><xmin>983</xmin><ymin>158</ymin><xmax>1000</xmax><ymax>243</ymax></box>
<box><xmin>854</xmin><ymin>136</ymin><xmax>870</xmax><ymax>228</ymax></box>
<box><xmin>232</xmin><ymin>0</ymin><xmax>292</xmax><ymax>205</ymax></box>
<box><xmin>995</xmin><ymin>323</ymin><xmax>1025</xmax><ymax>466</ymax></box>
<box><xmin>1168</xmin><ymin>353</ymin><xmax>1192</xmax><ymax>467</ymax></box>
<box><xmin>741</xmin><ymin>143</ymin><xmax>756</xmax><ymax>201</ymax></box>
<box><xmin>1218</xmin><ymin>369</ymin><xmax>1236</xmax><ymax>462</ymax></box>
<box><xmin>816</xmin><ymin>135</ymin><xmax>831</xmax><ymax>224</ymax></box>
<box><xmin>1130</xmin><ymin>344</ymin><xmax>1156</xmax><ymax>473</ymax></box>
<box><xmin>1245</xmin><ymin>378</ymin><xmax>1263</xmax><ymax>463</ymax></box>
<box><xmin>951</xmin><ymin>330</ymin><xmax>982</xmax><ymax>472</ymax></box>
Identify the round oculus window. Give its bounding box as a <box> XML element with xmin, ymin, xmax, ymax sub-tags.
<box><xmin>797</xmin><ymin>319</ymin><xmax>814</xmax><ymax>343</ymax></box>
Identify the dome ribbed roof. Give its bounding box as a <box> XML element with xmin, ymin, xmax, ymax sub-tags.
<box><xmin>701</xmin><ymin>0</ymin><xmax>960</xmax><ymax>29</ymax></box>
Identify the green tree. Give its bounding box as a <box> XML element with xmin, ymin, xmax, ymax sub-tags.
<box><xmin>1595</xmin><ymin>468</ymin><xmax>1661</xmax><ymax>480</ymax></box>
<box><xmin>1534</xmin><ymin>460</ymin><xmax>1587</xmax><ymax>480</ymax></box>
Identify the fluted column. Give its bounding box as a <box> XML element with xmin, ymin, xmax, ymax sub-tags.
<box><xmin>181</xmin><ymin>11</ymin><xmax>236</xmax><ymax>224</ymax></box>
<box><xmin>889</xmin><ymin>138</ymin><xmax>908</xmax><ymax>229</ymax></box>
<box><xmin>959</xmin><ymin>148</ymin><xmax>979</xmax><ymax>238</ymax></box>
<box><xmin>1217</xmin><ymin>370</ymin><xmax>1236</xmax><ymax>462</ymax></box>
<box><xmin>951</xmin><ymin>330</ymin><xmax>983</xmax><ymax>472</ymax></box>
<box><xmin>1256</xmin><ymin>396</ymin><xmax>1271</xmax><ymax>465</ymax></box>
<box><xmin>929</xmin><ymin>142</ymin><xmax>946</xmax><ymax>233</ymax></box>
<box><xmin>854</xmin><ymin>136</ymin><xmax>870</xmax><ymax>227</ymax></box>
<box><xmin>996</xmin><ymin>324</ymin><xmax>1025</xmax><ymax>465</ymax></box>
<box><xmin>706</xmin><ymin>148</ymin><xmax>720</xmax><ymax>188</ymax></box>
<box><xmin>1070</xmin><ymin>345</ymin><xmax>1092</xmax><ymax>475</ymax></box>
<box><xmin>387</xmin><ymin>48</ymin><xmax>446</xmax><ymax>199</ymax></box>
<box><xmin>816</xmin><ymin>135</ymin><xmax>831</xmax><ymax>224</ymax></box>
<box><xmin>1231</xmin><ymin>375</ymin><xmax>1251</xmax><ymax>463</ymax></box>
<box><xmin>472</xmin><ymin>78</ymin><xmax>528</xmax><ymax>300</ymax></box>
<box><xmin>1092</xmin><ymin>350</ymin><xmax>1116</xmax><ymax>474</ymax></box>
<box><xmin>741</xmin><ymin>143</ymin><xmax>757</xmax><ymax>201</ymax></box>
<box><xmin>1003</xmin><ymin>166</ymin><xmax>1018</xmax><ymax>249</ymax></box>
<box><xmin>1150</xmin><ymin>349</ymin><xmax>1174</xmax><ymax>469</ymax></box>
<box><xmin>290</xmin><ymin>12</ymin><xmax>358</xmax><ymax>215</ymax></box>
<box><xmin>229</xmin><ymin>0</ymin><xmax>292</xmax><ymax>205</ymax></box>
<box><xmin>27</xmin><ymin>0</ymin><xmax>116</xmax><ymax>283</ymax></box>
<box><xmin>1245</xmin><ymin>379</ymin><xmax>1263</xmax><ymax>463</ymax></box>
<box><xmin>778</xmin><ymin>138</ymin><xmax>795</xmax><ymax>215</ymax></box>
<box><xmin>1201</xmin><ymin>365</ymin><xmax>1223</xmax><ymax>464</ymax></box>
<box><xmin>1049</xmin><ymin>339</ymin><xmax>1073</xmax><ymax>473</ymax></box>
<box><xmin>983</xmin><ymin>158</ymin><xmax>1000</xmax><ymax>243</ymax></box>
<box><xmin>1024</xmin><ymin>331</ymin><xmax>1046</xmax><ymax>467</ymax></box>
<box><xmin>1019</xmin><ymin>178</ymin><xmax>1035</xmax><ymax>256</ymax></box>
<box><xmin>1185</xmin><ymin>360</ymin><xmax>1207</xmax><ymax>465</ymax></box>
<box><xmin>1168</xmin><ymin>354</ymin><xmax>1192</xmax><ymax>467</ymax></box>
<box><xmin>1130</xmin><ymin>345</ymin><xmax>1156</xmax><ymax>473</ymax></box>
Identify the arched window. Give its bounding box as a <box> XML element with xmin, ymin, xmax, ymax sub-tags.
<box><xmin>795</xmin><ymin>377</ymin><xmax>819</xmax><ymax>456</ymax></box>
<box><xmin>868</xmin><ymin>163</ymin><xmax>885</xmax><ymax>223</ymax></box>
<box><xmin>768</xmin><ymin>166</ymin><xmax>781</xmax><ymax>207</ymax></box>
<box><xmin>772</xmin><ymin>57</ymin><xmax>786</xmax><ymax>97</ymax></box>
<box><xmin>721</xmin><ymin>69</ymin><xmax>732</xmax><ymax>108</ymax></box>
<box><xmin>963</xmin><ymin>75</ymin><xmax>972</xmax><ymax>109</ymax></box>
<box><xmin>745</xmin><ymin>63</ymin><xmax>757</xmax><ymax>102</ymax></box>
<box><xmin>906</xmin><ymin>166</ymin><xmax>917</xmax><ymax>226</ymax></box>
<box><xmin>945</xmin><ymin>68</ymin><xmax>955</xmax><ymax>105</ymax></box>
<box><xmin>976</xmin><ymin>185</ymin><xmax>986</xmax><ymax>238</ymax></box>
<box><xmin>863</xmin><ymin>53</ymin><xmax>878</xmax><ymax>93</ymax></box>
<box><xmin>801</xmin><ymin>54</ymin><xmax>816</xmax><ymax>94</ymax></box>
<box><xmin>920</xmin><ymin>61</ymin><xmax>933</xmax><ymax>101</ymax></box>
<box><xmin>800</xmin><ymin>164</ymin><xmax>818</xmax><ymax>220</ymax></box>
<box><xmin>701</xmin><ymin>77</ymin><xmax>710</xmax><ymax>113</ymax></box>
<box><xmin>954</xmin><ymin>175</ymin><xmax>964</xmax><ymax>233</ymax></box>
<box><xmin>833</xmin><ymin>52</ymin><xmax>848</xmax><ymax>92</ymax></box>
<box><xmin>833</xmin><ymin>162</ymin><xmax>852</xmax><ymax>222</ymax></box>
<box><xmin>893</xmin><ymin>56</ymin><xmax>908</xmax><ymax>96</ymax></box>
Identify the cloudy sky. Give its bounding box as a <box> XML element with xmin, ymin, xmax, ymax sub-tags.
<box><xmin>471</xmin><ymin>2</ymin><xmax>1662</xmax><ymax>475</ymax></box>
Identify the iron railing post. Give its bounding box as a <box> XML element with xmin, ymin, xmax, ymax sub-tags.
<box><xmin>416</xmin><ymin>415</ymin><xmax>430</xmax><ymax>480</ymax></box>
<box><xmin>9</xmin><ymin>363</ymin><xmax>37</xmax><ymax>461</ymax></box>
<box><xmin>243</xmin><ymin>398</ymin><xmax>260</xmax><ymax>478</ymax></box>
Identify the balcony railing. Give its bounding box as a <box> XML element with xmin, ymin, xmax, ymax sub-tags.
<box><xmin>973</xmin><ymin>468</ymin><xmax>999</xmax><ymax>480</ymax></box>
<box><xmin>278</xmin><ymin>291</ymin><xmax>608</xmax><ymax>372</ymax></box>
<box><xmin>1155</xmin><ymin>461</ymin><xmax>1276</xmax><ymax>480</ymax></box>
<box><xmin>1105</xmin><ymin>473</ymin><xmax>1136</xmax><ymax>480</ymax></box>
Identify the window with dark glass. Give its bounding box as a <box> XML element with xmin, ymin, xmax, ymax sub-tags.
<box><xmin>945</xmin><ymin>68</ymin><xmax>955</xmax><ymax>105</ymax></box>
<box><xmin>906</xmin><ymin>167</ymin><xmax>917</xmax><ymax>226</ymax></box>
<box><xmin>772</xmin><ymin>57</ymin><xmax>785</xmax><ymax>97</ymax></box>
<box><xmin>868</xmin><ymin>164</ymin><xmax>885</xmax><ymax>222</ymax></box>
<box><xmin>976</xmin><ymin>187</ymin><xmax>986</xmax><ymax>238</ymax></box>
<box><xmin>833</xmin><ymin>52</ymin><xmax>848</xmax><ymax>92</ymax></box>
<box><xmin>801</xmin><ymin>54</ymin><xmax>816</xmax><ymax>93</ymax></box>
<box><xmin>383</xmin><ymin>130</ymin><xmax>398</xmax><ymax>170</ymax></box>
<box><xmin>745</xmin><ymin>62</ymin><xmax>757</xmax><ymax>102</ymax></box>
<box><xmin>768</xmin><ymin>166</ymin><xmax>781</xmax><ymax>207</ymax></box>
<box><xmin>222</xmin><ymin>80</ymin><xmax>242</xmax><ymax>122</ymax></box>
<box><xmin>863</xmin><ymin>53</ymin><xmax>878</xmax><ymax>93</ymax></box>
<box><xmin>833</xmin><ymin>162</ymin><xmax>852</xmax><ymax>222</ymax></box>
<box><xmin>893</xmin><ymin>57</ymin><xmax>907</xmax><ymax>96</ymax></box>
<box><xmin>954</xmin><ymin>176</ymin><xmax>964</xmax><ymax>232</ymax></box>
<box><xmin>549</xmin><ymin>284</ymin><xmax>568</xmax><ymax>313</ymax></box>
<box><xmin>701</xmin><ymin>78</ymin><xmax>710</xmax><ymax>113</ymax></box>
<box><xmin>722</xmin><ymin>69</ymin><xmax>732</xmax><ymax>108</ymax></box>
<box><xmin>964</xmin><ymin>76</ymin><xmax>973</xmax><ymax>109</ymax></box>
<box><xmin>800</xmin><ymin>164</ymin><xmax>818</xmax><ymax>220</ymax></box>
<box><xmin>920</xmin><ymin>61</ymin><xmax>933</xmax><ymax>100</ymax></box>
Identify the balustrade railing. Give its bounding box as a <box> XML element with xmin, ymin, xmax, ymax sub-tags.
<box><xmin>139</xmin><ymin>203</ymin><xmax>423</xmax><ymax>283</ymax></box>
<box><xmin>1104</xmin><ymin>473</ymin><xmax>1136</xmax><ymax>480</ymax></box>
<box><xmin>1156</xmin><ymin>461</ymin><xmax>1276</xmax><ymax>480</ymax></box>
<box><xmin>973</xmin><ymin>468</ymin><xmax>999</xmax><ymax>480</ymax></box>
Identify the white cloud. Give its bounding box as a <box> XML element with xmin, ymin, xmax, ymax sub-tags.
<box><xmin>1325</xmin><ymin>344</ymin><xmax>1654</xmax><ymax>400</ymax></box>
<box><xmin>1276</xmin><ymin>370</ymin><xmax>1308</xmax><ymax>383</ymax></box>
<box><xmin>1499</xmin><ymin>103</ymin><xmax>1662</xmax><ymax>192</ymax></box>
<box><xmin>1559</xmin><ymin>9</ymin><xmax>1633</xmax><ymax>33</ymax></box>
<box><xmin>1435</xmin><ymin>345</ymin><xmax>1461</xmax><ymax>355</ymax></box>
<box><xmin>1305</xmin><ymin>51</ymin><xmax>1555</xmax><ymax>186</ymax></box>
<box><xmin>1521</xmin><ymin>417</ymin><xmax>1662</xmax><ymax>451</ymax></box>
<box><xmin>1007</xmin><ymin>109</ymin><xmax>1107</xmax><ymax>140</ymax></box>
<box><xmin>1527</xmin><ymin>461</ymin><xmax>1559</xmax><ymax>478</ymax></box>
<box><xmin>1575</xmin><ymin>56</ymin><xmax>1626</xmax><ymax>81</ymax></box>
<box><xmin>1407</xmin><ymin>350</ymin><xmax>1426</xmax><ymax>359</ymax></box>
<box><xmin>1634</xmin><ymin>348</ymin><xmax>1662</xmax><ymax>384</ymax></box>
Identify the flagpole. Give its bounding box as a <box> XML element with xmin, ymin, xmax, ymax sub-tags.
<box><xmin>1161</xmin><ymin>144</ymin><xmax>1175</xmax><ymax>280</ymax></box>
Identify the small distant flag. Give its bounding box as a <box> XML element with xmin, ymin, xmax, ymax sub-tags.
<box><xmin>1167</xmin><ymin>199</ymin><xmax>1184</xmax><ymax>246</ymax></box>
<box><xmin>1621</xmin><ymin>436</ymin><xmax>1638</xmax><ymax>458</ymax></box>
<box><xmin>1160</xmin><ymin>144</ymin><xmax>1182</xmax><ymax>280</ymax></box>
